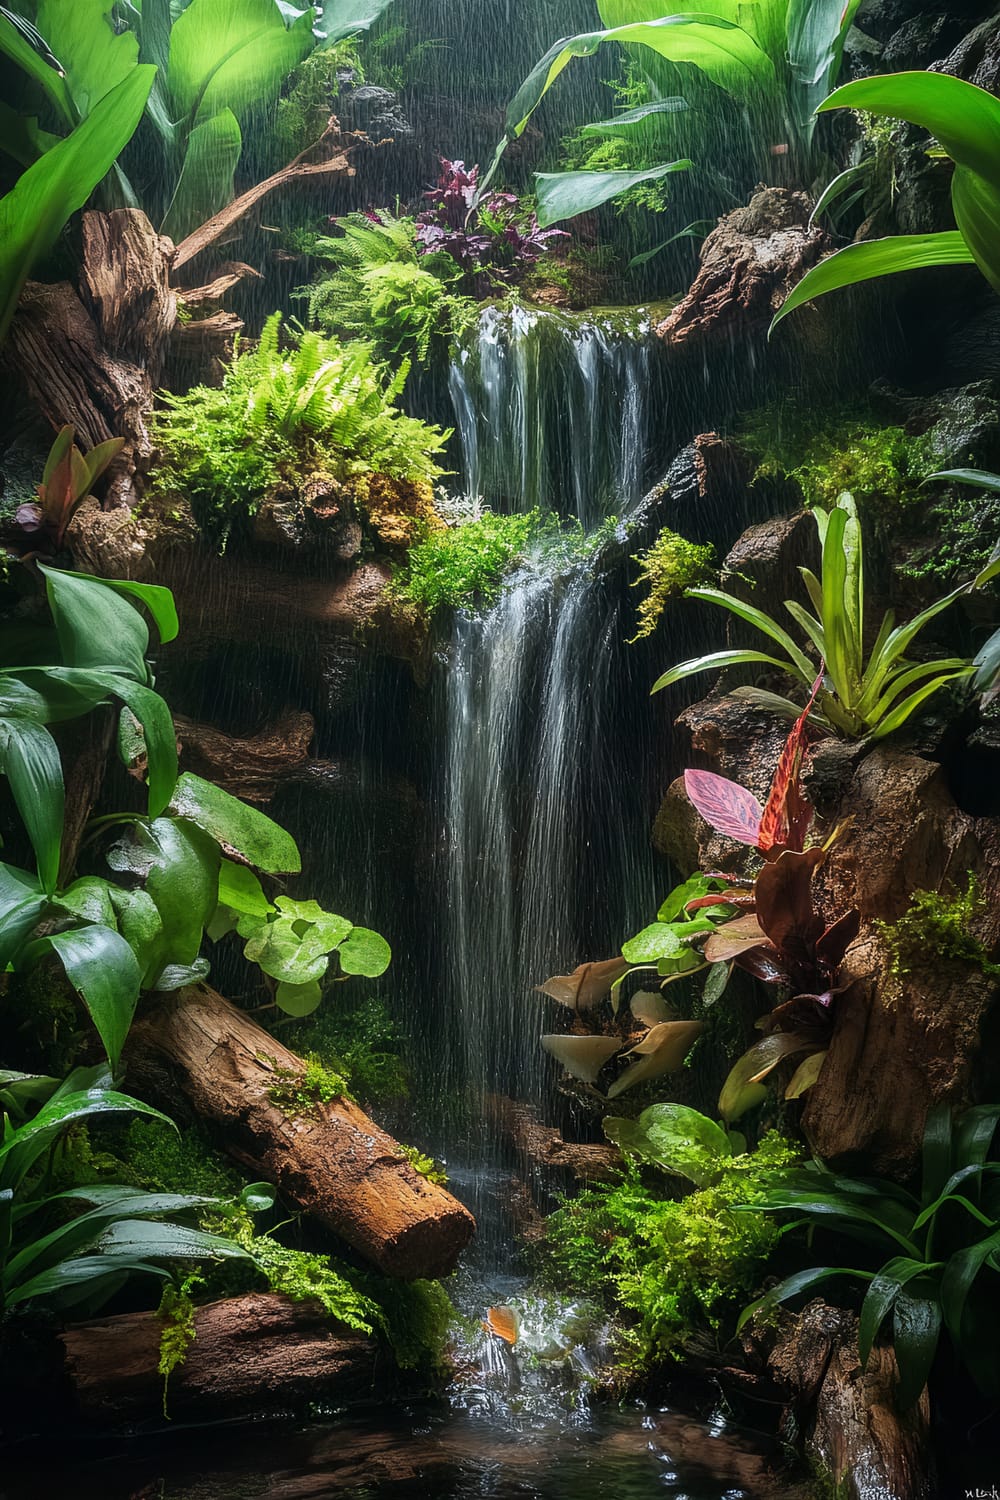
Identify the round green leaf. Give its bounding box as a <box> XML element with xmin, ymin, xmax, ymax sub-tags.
<box><xmin>274</xmin><ymin>978</ymin><xmax>323</xmax><ymax>1016</ymax></box>
<box><xmin>337</xmin><ymin>926</ymin><xmax>391</xmax><ymax>978</ymax></box>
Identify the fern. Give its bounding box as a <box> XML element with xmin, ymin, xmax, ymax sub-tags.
<box><xmin>153</xmin><ymin>313</ymin><xmax>449</xmax><ymax>542</ymax></box>
<box><xmin>303</xmin><ymin>213</ymin><xmax>477</xmax><ymax>365</ymax></box>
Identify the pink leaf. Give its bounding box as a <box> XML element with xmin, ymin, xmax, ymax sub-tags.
<box><xmin>684</xmin><ymin>769</ymin><xmax>763</xmax><ymax>845</ymax></box>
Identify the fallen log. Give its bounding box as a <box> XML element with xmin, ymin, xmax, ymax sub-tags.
<box><xmin>126</xmin><ymin>986</ymin><xmax>476</xmax><ymax>1279</ymax></box>
<box><xmin>59</xmin><ymin>1293</ymin><xmax>379</xmax><ymax>1423</ymax></box>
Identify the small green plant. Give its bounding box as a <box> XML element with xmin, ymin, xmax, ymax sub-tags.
<box><xmin>391</xmin><ymin>509</ymin><xmax>540</xmax><ymax>615</ymax></box>
<box><xmin>157</xmin><ymin>1272</ymin><xmax>203</xmax><ymax>1415</ymax></box>
<box><xmin>538</xmin><ymin>1113</ymin><xmax>801</xmax><ymax>1369</ymax></box>
<box><xmin>152</xmin><ymin>313</ymin><xmax>449</xmax><ymax>543</ymax></box>
<box><xmin>629</xmin><ymin>528</ymin><xmax>714</xmax><ymax>642</ymax></box>
<box><xmin>399</xmin><ymin>1145</ymin><xmax>448</xmax><ymax>1186</ymax></box>
<box><xmin>305</xmin><ymin>212</ymin><xmax>476</xmax><ymax>365</ymax></box>
<box><xmin>277</xmin><ymin>995</ymin><xmax>409</xmax><ymax>1106</ymax></box>
<box><xmin>0</xmin><ymin>1067</ymin><xmax>260</xmax><ymax>1315</ymax></box>
<box><xmin>269</xmin><ymin>1057</ymin><xmax>353</xmax><ymax>1115</ymax></box>
<box><xmin>268</xmin><ymin>39</ymin><xmax>365</xmax><ymax>171</ymax></box>
<box><xmin>654</xmin><ymin>493</ymin><xmax>998</xmax><ymax>739</ymax></box>
<box><xmin>876</xmin><ymin>876</ymin><xmax>1000</xmax><ymax>982</ymax></box>
<box><xmin>739</xmin><ymin>1105</ymin><xmax>1000</xmax><ymax>1406</ymax></box>
<box><xmin>246</xmin><ymin>1235</ymin><xmax>382</xmax><ymax>1335</ymax></box>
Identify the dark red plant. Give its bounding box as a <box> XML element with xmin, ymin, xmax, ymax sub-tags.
<box><xmin>16</xmin><ymin>426</ymin><xmax>124</xmax><ymax>549</ymax></box>
<box><xmin>414</xmin><ymin>159</ymin><xmax>567</xmax><ymax>293</ymax></box>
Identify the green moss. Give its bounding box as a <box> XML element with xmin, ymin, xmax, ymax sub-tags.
<box><xmin>741</xmin><ymin>407</ymin><xmax>937</xmax><ymax>524</ymax></box>
<box><xmin>157</xmin><ymin>1273</ymin><xmax>203</xmax><ymax>1416</ymax></box>
<box><xmin>268</xmin><ymin>1057</ymin><xmax>354</xmax><ymax>1116</ymax></box>
<box><xmin>270</xmin><ymin>40</ymin><xmax>364</xmax><ymax>168</ymax></box>
<box><xmin>245</xmin><ymin>1236</ymin><xmax>382</xmax><ymax>1334</ymax></box>
<box><xmin>536</xmin><ymin>1131</ymin><xmax>801</xmax><ymax>1370</ymax></box>
<box><xmin>629</xmin><ymin>527</ymin><xmax>715</xmax><ymax>641</ymax></box>
<box><xmin>265</xmin><ymin>994</ymin><xmax>410</xmax><ymax>1107</ymax></box>
<box><xmin>390</xmin><ymin>509</ymin><xmax>541</xmax><ymax>614</ymax></box>
<box><xmin>876</xmin><ymin>875</ymin><xmax>1000</xmax><ymax>981</ymax></box>
<box><xmin>399</xmin><ymin>1144</ymin><xmax>448</xmax><ymax>1186</ymax></box>
<box><xmin>151</xmin><ymin>313</ymin><xmax>448</xmax><ymax>544</ymax></box>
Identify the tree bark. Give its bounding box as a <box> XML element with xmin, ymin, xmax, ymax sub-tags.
<box><xmin>174</xmin><ymin>709</ymin><xmax>315</xmax><ymax>803</ymax></box>
<box><xmin>59</xmin><ymin>1293</ymin><xmax>380</xmax><ymax>1423</ymax></box>
<box><xmin>126</xmin><ymin>986</ymin><xmax>476</xmax><ymax>1279</ymax></box>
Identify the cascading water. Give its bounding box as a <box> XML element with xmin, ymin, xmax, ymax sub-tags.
<box><xmin>447</xmin><ymin>303</ymin><xmax>668</xmax><ymax>523</ymax></box>
<box><xmin>429</xmin><ymin>306</ymin><xmax>671</xmax><ymax>1253</ymax></box>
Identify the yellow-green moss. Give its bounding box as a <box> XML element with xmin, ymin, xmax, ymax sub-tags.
<box><xmin>629</xmin><ymin>527</ymin><xmax>715</xmax><ymax>641</ymax></box>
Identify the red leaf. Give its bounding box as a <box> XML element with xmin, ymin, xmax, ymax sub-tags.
<box><xmin>815</xmin><ymin>910</ymin><xmax>861</xmax><ymax>971</ymax></box>
<box><xmin>754</xmin><ymin>847</ymin><xmax>826</xmax><ymax>958</ymax></box>
<box><xmin>684</xmin><ymin>769</ymin><xmax>763</xmax><ymax>846</ymax></box>
<box><xmin>758</xmin><ymin>671</ymin><xmax>823</xmax><ymax>856</ymax></box>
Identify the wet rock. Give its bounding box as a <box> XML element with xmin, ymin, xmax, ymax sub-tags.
<box><xmin>652</xmin><ymin>775</ymin><xmax>704</xmax><ymax>873</ymax></box>
<box><xmin>657</xmin><ymin>188</ymin><xmax>830</xmax><ymax>349</ymax></box>
<box><xmin>872</xmin><ymin>377</ymin><xmax>1000</xmax><ymax>469</ymax></box>
<box><xmin>174</xmin><ymin>710</ymin><xmax>315</xmax><ymax>803</ymax></box>
<box><xmin>931</xmin><ymin>12</ymin><xmax>1000</xmax><ymax>90</ymax></box>
<box><xmin>801</xmin><ymin>737</ymin><xmax>861</xmax><ymax>816</ymax></box>
<box><xmin>252</xmin><ymin>475</ymin><xmax>365</xmax><ymax>559</ymax></box>
<box><xmin>341</xmin><ymin>83</ymin><xmax>413</xmax><ymax>140</ymax></box>
<box><xmin>804</xmin><ymin>746</ymin><xmax>1000</xmax><ymax>1175</ymax></box>
<box><xmin>720</xmin><ymin>509</ymin><xmax>814</xmax><ymax>608</ymax></box>
<box><xmin>883</xmin><ymin>11</ymin><xmax>970</xmax><ymax>70</ymax></box>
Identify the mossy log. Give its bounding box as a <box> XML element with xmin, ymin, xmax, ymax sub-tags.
<box><xmin>126</xmin><ymin>986</ymin><xmax>475</xmax><ymax>1279</ymax></box>
<box><xmin>58</xmin><ymin>1293</ymin><xmax>378</xmax><ymax>1423</ymax></box>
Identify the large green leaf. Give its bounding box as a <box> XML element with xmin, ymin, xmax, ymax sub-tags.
<box><xmin>36</xmin><ymin>0</ymin><xmax>140</xmax><ymax>117</ymax></box>
<box><xmin>0</xmin><ymin>65</ymin><xmax>154</xmax><ymax>344</ymax></box>
<box><xmin>737</xmin><ymin>1265</ymin><xmax>871</xmax><ymax>1333</ymax></box>
<box><xmin>859</xmin><ymin>1256</ymin><xmax>935</xmax><ymax>1368</ymax></box>
<box><xmin>0</xmin><ymin>11</ymin><xmax>75</xmax><ymax>129</ymax></box>
<box><xmin>602</xmin><ymin>1102</ymin><xmax>732</xmax><ymax>1186</ymax></box>
<box><xmin>169</xmin><ymin>772</ymin><xmax>301</xmax><ymax>873</ymax></box>
<box><xmin>940</xmin><ymin>1226</ymin><xmax>1000</xmax><ymax>1340</ymax></box>
<box><xmin>160</xmin><ymin>106</ymin><xmax>241</xmax><ymax>241</ymax></box>
<box><xmin>337</xmin><ymin>925</ymin><xmax>391</xmax><ymax>978</ymax></box>
<box><xmin>785</xmin><ymin>0</ymin><xmax>863</xmax><ymax>126</ymax></box>
<box><xmin>892</xmin><ymin>1290</ymin><xmax>942</xmax><ymax>1408</ymax></box>
<box><xmin>108</xmin><ymin>885</ymin><xmax>165</xmax><ymax>985</ymax></box>
<box><xmin>0</xmin><ymin>715</ymin><xmax>63</xmax><ymax>893</ymax></box>
<box><xmin>46</xmin><ymin>924</ymin><xmax>141</xmax><ymax>1068</ymax></box>
<box><xmin>651</xmin><ymin>647</ymin><xmax>801</xmax><ymax>695</ymax></box>
<box><xmin>61</xmin><ymin>571</ymin><xmax>180</xmax><ymax>646</ymax></box>
<box><xmin>39</xmin><ymin>564</ymin><xmax>152</xmax><ymax>683</ymax></box>
<box><xmin>167</xmin><ymin>0</ymin><xmax>314</xmax><ymax>126</ymax></box>
<box><xmin>319</xmin><ymin>0</ymin><xmax>398</xmax><ymax>41</ymax></box>
<box><xmin>771</xmin><ymin>233</ymin><xmax>976</xmax><ymax>333</ymax></box>
<box><xmin>142</xmin><ymin>816</ymin><xmax>220</xmax><ymax>964</ymax></box>
<box><xmin>534</xmin><ymin>160</ymin><xmax>691</xmax><ymax>226</ymax></box>
<box><xmin>0</xmin><ymin>1086</ymin><xmax>171</xmax><ymax>1190</ymax></box>
<box><xmin>578</xmin><ymin>98</ymin><xmax>689</xmax><ymax>139</ymax></box>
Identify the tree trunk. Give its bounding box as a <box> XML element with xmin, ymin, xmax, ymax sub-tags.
<box><xmin>59</xmin><ymin>1293</ymin><xmax>380</xmax><ymax>1423</ymax></box>
<box><xmin>126</xmin><ymin>986</ymin><xmax>476</xmax><ymax>1279</ymax></box>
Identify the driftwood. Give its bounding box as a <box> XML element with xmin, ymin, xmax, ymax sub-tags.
<box><xmin>658</xmin><ymin>187</ymin><xmax>829</xmax><ymax>348</ymax></box>
<box><xmin>490</xmin><ymin>1096</ymin><xmax>621</xmax><ymax>1182</ymax></box>
<box><xmin>126</xmin><ymin>986</ymin><xmax>476</xmax><ymax>1279</ymax></box>
<box><xmin>761</xmin><ymin>1301</ymin><xmax>934</xmax><ymax>1500</ymax></box>
<box><xmin>59</xmin><ymin>1293</ymin><xmax>379</xmax><ymax>1423</ymax></box>
<box><xmin>175</xmin><ymin>710</ymin><xmax>315</xmax><ymax>802</ymax></box>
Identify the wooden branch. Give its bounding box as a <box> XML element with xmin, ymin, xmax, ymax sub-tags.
<box><xmin>126</xmin><ymin>986</ymin><xmax>476</xmax><ymax>1279</ymax></box>
<box><xmin>59</xmin><ymin>1294</ymin><xmax>379</xmax><ymax>1423</ymax></box>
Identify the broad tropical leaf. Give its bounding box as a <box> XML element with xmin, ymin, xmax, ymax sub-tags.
<box><xmin>683</xmin><ymin>768</ymin><xmax>763</xmax><ymax>846</ymax></box>
<box><xmin>772</xmin><ymin>233</ymin><xmax>976</xmax><ymax>332</ymax></box>
<box><xmin>534</xmin><ymin>160</ymin><xmax>690</xmax><ymax>226</ymax></box>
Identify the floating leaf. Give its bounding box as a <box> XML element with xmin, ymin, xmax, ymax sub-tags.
<box><xmin>540</xmin><ymin>1034</ymin><xmax>621</xmax><ymax>1085</ymax></box>
<box><xmin>483</xmin><ymin>1305</ymin><xmax>519</xmax><ymax>1345</ymax></box>
<box><xmin>536</xmin><ymin>957</ymin><xmax>629</xmax><ymax>1011</ymax></box>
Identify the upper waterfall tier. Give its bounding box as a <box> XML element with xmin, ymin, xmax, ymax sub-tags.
<box><xmin>448</xmin><ymin>304</ymin><xmax>669</xmax><ymax>526</ymax></box>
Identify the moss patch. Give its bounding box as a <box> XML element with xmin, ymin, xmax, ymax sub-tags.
<box><xmin>629</xmin><ymin>527</ymin><xmax>715</xmax><ymax>641</ymax></box>
<box><xmin>876</xmin><ymin>875</ymin><xmax>1000</xmax><ymax>981</ymax></box>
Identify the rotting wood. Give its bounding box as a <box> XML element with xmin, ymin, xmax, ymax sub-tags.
<box><xmin>59</xmin><ymin>1293</ymin><xmax>379</xmax><ymax>1423</ymax></box>
<box><xmin>490</xmin><ymin>1095</ymin><xmax>622</xmax><ymax>1182</ymax></box>
<box><xmin>126</xmin><ymin>985</ymin><xmax>476</xmax><ymax>1280</ymax></box>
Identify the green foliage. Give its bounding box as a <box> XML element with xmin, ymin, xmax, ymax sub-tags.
<box><xmin>276</xmin><ymin>994</ymin><xmax>409</xmax><ymax>1106</ymax></box>
<box><xmin>246</xmin><ymin>1235</ymin><xmax>381</xmax><ymax>1335</ymax></box>
<box><xmin>391</xmin><ymin>509</ymin><xmax>541</xmax><ymax>615</ymax></box>
<box><xmin>653</xmin><ymin>493</ymin><xmax>996</xmax><ymax>739</ymax></box>
<box><xmin>488</xmin><ymin>0</ymin><xmax>861</xmax><ymax>224</ymax></box>
<box><xmin>268</xmin><ymin>39</ymin><xmax>364</xmax><ymax>170</ymax></box>
<box><xmin>739</xmin><ymin>1105</ymin><xmax>1000</xmax><ymax>1406</ymax></box>
<box><xmin>744</xmin><ymin>411</ymin><xmax>938</xmax><ymax>524</ymax></box>
<box><xmin>538</xmin><ymin>1129</ymin><xmax>801</xmax><ymax>1368</ymax></box>
<box><xmin>305</xmin><ymin>213</ymin><xmax>476</xmax><ymax>365</ymax></box>
<box><xmin>773</xmin><ymin>72</ymin><xmax>1000</xmax><ymax>329</ymax></box>
<box><xmin>0</xmin><ymin>1067</ymin><xmax>251</xmax><ymax>1316</ymax></box>
<box><xmin>629</xmin><ymin>528</ymin><xmax>714</xmax><ymax>642</ymax></box>
<box><xmin>157</xmin><ymin>1272</ymin><xmax>203</xmax><ymax>1415</ymax></box>
<box><xmin>876</xmin><ymin>876</ymin><xmax>1000</xmax><ymax>982</ymax></box>
<box><xmin>268</xmin><ymin>1057</ymin><xmax>353</xmax><ymax>1115</ymax></box>
<box><xmin>399</xmin><ymin>1144</ymin><xmax>448</xmax><ymax>1186</ymax></box>
<box><xmin>152</xmin><ymin>313</ymin><xmax>448</xmax><ymax>542</ymax></box>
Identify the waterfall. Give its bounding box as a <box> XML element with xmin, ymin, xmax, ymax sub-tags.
<box><xmin>430</xmin><ymin>306</ymin><xmax>669</xmax><ymax>1248</ymax></box>
<box><xmin>446</xmin><ymin>303</ymin><xmax>667</xmax><ymax>525</ymax></box>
